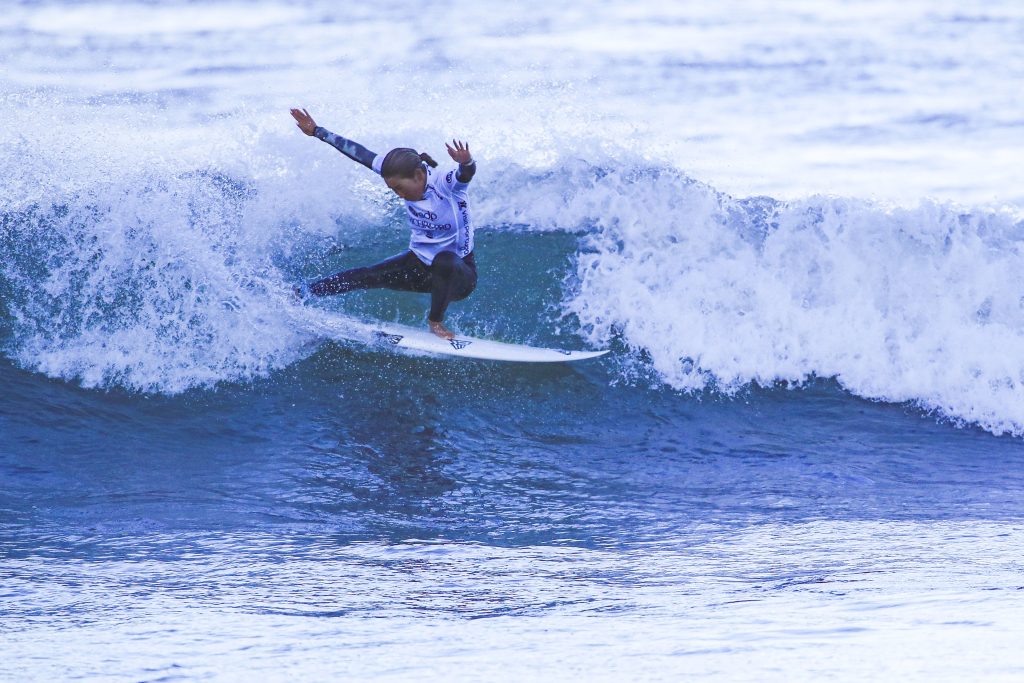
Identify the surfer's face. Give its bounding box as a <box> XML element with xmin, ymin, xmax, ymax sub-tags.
<box><xmin>384</xmin><ymin>168</ymin><xmax>427</xmax><ymax>201</ymax></box>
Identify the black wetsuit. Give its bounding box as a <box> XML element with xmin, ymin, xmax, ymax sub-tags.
<box><xmin>306</xmin><ymin>127</ymin><xmax>477</xmax><ymax>323</ymax></box>
<box><xmin>310</xmin><ymin>250</ymin><xmax>476</xmax><ymax>323</ymax></box>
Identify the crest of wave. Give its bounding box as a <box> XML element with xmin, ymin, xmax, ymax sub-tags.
<box><xmin>495</xmin><ymin>159</ymin><xmax>1024</xmax><ymax>435</ymax></box>
<box><xmin>2</xmin><ymin>169</ymin><xmax>301</xmax><ymax>392</ymax></box>
<box><xmin>0</xmin><ymin>112</ymin><xmax>393</xmax><ymax>393</ymax></box>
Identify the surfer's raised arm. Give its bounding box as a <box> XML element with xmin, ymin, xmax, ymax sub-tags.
<box><xmin>290</xmin><ymin>107</ymin><xmax>378</xmax><ymax>172</ymax></box>
<box><xmin>292</xmin><ymin>108</ymin><xmax>482</xmax><ymax>340</ymax></box>
<box><xmin>446</xmin><ymin>139</ymin><xmax>476</xmax><ymax>184</ymax></box>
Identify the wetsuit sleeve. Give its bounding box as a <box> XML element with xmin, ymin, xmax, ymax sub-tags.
<box><xmin>438</xmin><ymin>160</ymin><xmax>476</xmax><ymax>196</ymax></box>
<box><xmin>456</xmin><ymin>159</ymin><xmax>476</xmax><ymax>184</ymax></box>
<box><xmin>314</xmin><ymin>126</ymin><xmax>380</xmax><ymax>173</ymax></box>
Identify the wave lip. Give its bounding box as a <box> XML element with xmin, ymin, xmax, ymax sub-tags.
<box><xmin>1</xmin><ymin>167</ymin><xmax>311</xmax><ymax>394</ymax></box>
<box><xmin>558</xmin><ymin>164</ymin><xmax>1024</xmax><ymax>435</ymax></box>
<box><xmin>5</xmin><ymin>125</ymin><xmax>1024</xmax><ymax>440</ymax></box>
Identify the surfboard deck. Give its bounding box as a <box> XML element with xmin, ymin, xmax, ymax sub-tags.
<box><xmin>367</xmin><ymin>321</ymin><xmax>608</xmax><ymax>363</ymax></box>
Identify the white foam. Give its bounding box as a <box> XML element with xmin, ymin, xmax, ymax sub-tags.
<box><xmin>547</xmin><ymin>163</ymin><xmax>1024</xmax><ymax>434</ymax></box>
<box><xmin>0</xmin><ymin>107</ymin><xmax>372</xmax><ymax>393</ymax></box>
<box><xmin>7</xmin><ymin>103</ymin><xmax>1024</xmax><ymax>438</ymax></box>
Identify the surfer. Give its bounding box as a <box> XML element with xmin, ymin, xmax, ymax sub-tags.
<box><xmin>290</xmin><ymin>108</ymin><xmax>477</xmax><ymax>340</ymax></box>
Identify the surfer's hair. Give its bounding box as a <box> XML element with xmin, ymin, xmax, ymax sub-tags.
<box><xmin>381</xmin><ymin>147</ymin><xmax>437</xmax><ymax>178</ymax></box>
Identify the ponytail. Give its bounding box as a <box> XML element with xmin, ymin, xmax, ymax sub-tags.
<box><xmin>381</xmin><ymin>147</ymin><xmax>437</xmax><ymax>178</ymax></box>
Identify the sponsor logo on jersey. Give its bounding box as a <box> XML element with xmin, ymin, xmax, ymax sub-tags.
<box><xmin>446</xmin><ymin>171</ymin><xmax>454</xmax><ymax>183</ymax></box>
<box><xmin>410</xmin><ymin>217</ymin><xmax>453</xmax><ymax>232</ymax></box>
<box><xmin>408</xmin><ymin>206</ymin><xmax>437</xmax><ymax>220</ymax></box>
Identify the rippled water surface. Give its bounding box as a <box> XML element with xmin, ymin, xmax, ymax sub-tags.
<box><xmin>3</xmin><ymin>0</ymin><xmax>1024</xmax><ymax>680</ymax></box>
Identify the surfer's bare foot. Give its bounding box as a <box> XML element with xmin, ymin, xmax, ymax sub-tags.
<box><xmin>429</xmin><ymin>320</ymin><xmax>454</xmax><ymax>340</ymax></box>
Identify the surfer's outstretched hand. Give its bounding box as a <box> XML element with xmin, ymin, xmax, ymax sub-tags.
<box><xmin>445</xmin><ymin>139</ymin><xmax>472</xmax><ymax>164</ymax></box>
<box><xmin>290</xmin><ymin>108</ymin><xmax>317</xmax><ymax>136</ymax></box>
<box><xmin>429</xmin><ymin>320</ymin><xmax>455</xmax><ymax>340</ymax></box>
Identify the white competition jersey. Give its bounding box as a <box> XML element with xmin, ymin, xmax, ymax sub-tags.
<box><xmin>371</xmin><ymin>157</ymin><xmax>473</xmax><ymax>266</ymax></box>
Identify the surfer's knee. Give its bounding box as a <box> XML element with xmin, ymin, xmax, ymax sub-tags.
<box><xmin>451</xmin><ymin>274</ymin><xmax>476</xmax><ymax>302</ymax></box>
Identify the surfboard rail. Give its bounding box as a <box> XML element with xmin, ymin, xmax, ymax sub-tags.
<box><xmin>368</xmin><ymin>324</ymin><xmax>608</xmax><ymax>363</ymax></box>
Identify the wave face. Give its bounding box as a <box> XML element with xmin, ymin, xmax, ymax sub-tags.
<box><xmin>5</xmin><ymin>133</ymin><xmax>1024</xmax><ymax>435</ymax></box>
<box><xmin>2</xmin><ymin>0</ymin><xmax>1024</xmax><ymax>435</ymax></box>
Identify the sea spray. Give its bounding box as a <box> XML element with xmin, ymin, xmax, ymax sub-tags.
<box><xmin>5</xmin><ymin>115</ymin><xmax>1024</xmax><ymax>436</ymax></box>
<box><xmin>550</xmin><ymin>164</ymin><xmax>1024</xmax><ymax>434</ymax></box>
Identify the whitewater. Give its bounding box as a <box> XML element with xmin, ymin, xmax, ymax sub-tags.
<box><xmin>5</xmin><ymin>50</ymin><xmax>1024</xmax><ymax>430</ymax></box>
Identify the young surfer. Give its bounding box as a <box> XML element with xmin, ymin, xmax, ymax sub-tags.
<box><xmin>290</xmin><ymin>108</ymin><xmax>477</xmax><ymax>340</ymax></box>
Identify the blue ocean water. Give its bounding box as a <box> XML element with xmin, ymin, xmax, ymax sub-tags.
<box><xmin>2</xmin><ymin>1</ymin><xmax>1024</xmax><ymax>680</ymax></box>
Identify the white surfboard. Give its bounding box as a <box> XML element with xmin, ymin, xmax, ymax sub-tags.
<box><xmin>366</xmin><ymin>321</ymin><xmax>608</xmax><ymax>362</ymax></box>
<box><xmin>300</xmin><ymin>309</ymin><xmax>608</xmax><ymax>363</ymax></box>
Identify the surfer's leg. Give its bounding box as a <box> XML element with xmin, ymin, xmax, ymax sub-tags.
<box><xmin>309</xmin><ymin>251</ymin><xmax>431</xmax><ymax>296</ymax></box>
<box><xmin>427</xmin><ymin>251</ymin><xmax>477</xmax><ymax>322</ymax></box>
